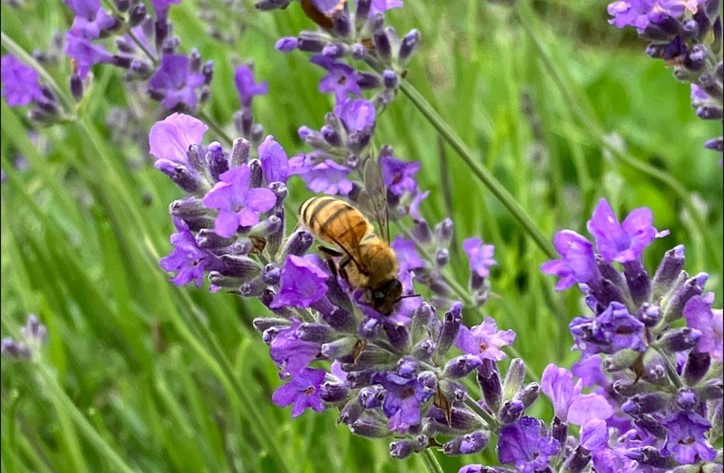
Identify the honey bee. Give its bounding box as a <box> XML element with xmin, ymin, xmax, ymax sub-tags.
<box><xmin>299</xmin><ymin>195</ymin><xmax>403</xmax><ymax>315</ymax></box>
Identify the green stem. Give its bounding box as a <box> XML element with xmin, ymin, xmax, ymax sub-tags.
<box><xmin>513</xmin><ymin>0</ymin><xmax>721</xmax><ymax>273</ymax></box>
<box><xmin>399</xmin><ymin>80</ymin><xmax>556</xmax><ymax>260</ymax></box>
<box><xmin>420</xmin><ymin>448</ymin><xmax>445</xmax><ymax>473</ymax></box>
<box><xmin>36</xmin><ymin>364</ymin><xmax>137</xmax><ymax>473</ymax></box>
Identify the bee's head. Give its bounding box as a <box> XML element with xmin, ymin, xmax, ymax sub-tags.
<box><xmin>370</xmin><ymin>278</ymin><xmax>403</xmax><ymax>315</ymax></box>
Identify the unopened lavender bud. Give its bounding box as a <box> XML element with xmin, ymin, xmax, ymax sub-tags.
<box><xmin>435</xmin><ymin>302</ymin><xmax>462</xmax><ymax>357</ymax></box>
<box><xmin>639</xmin><ymin>303</ymin><xmax>661</xmax><ymax>327</ymax></box>
<box><xmin>514</xmin><ymin>383</ymin><xmax>540</xmax><ymax>408</ymax></box>
<box><xmin>240</xmin><ymin>277</ymin><xmax>265</xmax><ymax>296</ymax></box>
<box><xmin>383</xmin><ymin>70</ymin><xmax>398</xmax><ymax>89</ymax></box>
<box><xmin>685</xmin><ymin>44</ymin><xmax>708</xmax><ymax>71</ymax></box>
<box><xmin>682</xmin><ymin>18</ymin><xmax>700</xmax><ymax>38</ymax></box>
<box><xmin>321</xmin><ymin>336</ymin><xmax>357</xmax><ymax>359</ymax></box>
<box><xmin>662</xmin><ymin>273</ymin><xmax>707</xmax><ymax>323</ymax></box>
<box><xmin>675</xmin><ymin>388</ymin><xmax>698</xmax><ymax>411</ymax></box>
<box><xmin>417</xmin><ymin>370</ymin><xmax>438</xmax><ymax>392</ymax></box>
<box><xmin>292</xmin><ymin>323</ymin><xmax>332</xmax><ymax>344</ymax></box>
<box><xmin>320</xmin><ymin>125</ymin><xmax>342</xmax><ymax>147</ymax></box>
<box><xmin>282</xmin><ymin>230</ymin><xmax>314</xmax><ymax>258</ymax></box>
<box><xmin>373</xmin><ymin>29</ymin><xmax>392</xmax><ymax>60</ymax></box>
<box><xmin>622</xmin><ymin>392</ymin><xmax>670</xmax><ymax>415</ymax></box>
<box><xmin>275</xmin><ymin>36</ymin><xmax>298</xmax><ymax>52</ymax></box>
<box><xmin>251</xmin><ymin>125</ymin><xmax>265</xmax><ymax>145</ymax></box>
<box><xmin>502</xmin><ymin>358</ymin><xmax>526</xmax><ymax>400</ymax></box>
<box><xmin>623</xmin><ymin>260</ymin><xmax>651</xmax><ymax>306</ymax></box>
<box><xmin>348</xmin><ymin>345</ymin><xmax>398</xmax><ymax>371</ymax></box>
<box><xmin>202</xmin><ymin>61</ymin><xmax>214</xmax><ymax>85</ymax></box>
<box><xmin>338</xmin><ymin>396</ymin><xmax>364</xmax><ymax>424</ymax></box>
<box><xmin>331</xmin><ymin>10</ymin><xmax>351</xmax><ymax>37</ymax></box>
<box><xmin>70</xmin><ymin>74</ymin><xmax>83</xmax><ymax>101</ymax></box>
<box><xmin>208</xmin><ymin>271</ymin><xmax>242</xmax><ymax>289</ymax></box>
<box><xmin>156</xmin><ymin>162</ymin><xmax>206</xmax><ymax>193</ymax></box>
<box><xmin>129</xmin><ymin>3</ymin><xmax>147</xmax><ymax>26</ymax></box>
<box><xmin>656</xmin><ymin>327</ymin><xmax>702</xmax><ymax>352</ymax></box>
<box><xmin>320</xmin><ymin>379</ymin><xmax>349</xmax><ymax>403</ymax></box>
<box><xmin>206</xmin><ymin>142</ymin><xmax>228</xmax><ymax>181</ymax></box>
<box><xmin>130</xmin><ymin>59</ymin><xmax>153</xmax><ymax>78</ymax></box>
<box><xmin>696</xmin><ymin>378</ymin><xmax>723</xmax><ymax>400</ymax></box>
<box><xmin>355</xmin><ymin>0</ymin><xmax>371</xmax><ymax>23</ymax></box>
<box><xmin>604</xmin><ymin>348</ymin><xmax>641</xmax><ymax>372</ymax></box>
<box><xmin>477</xmin><ymin>359</ymin><xmax>502</xmax><ymax>413</ymax></box>
<box><xmin>699</xmin><ymin>73</ymin><xmax>722</xmax><ymax>99</ymax></box>
<box><xmin>356</xmin><ymin>71</ymin><xmax>381</xmax><ymax>89</ymax></box>
<box><xmin>228</xmin><ymin>138</ymin><xmax>250</xmax><ymax>168</ymax></box>
<box><xmin>708</xmin><ymin>402</ymin><xmax>723</xmax><ymax>441</ymax></box>
<box><xmin>357</xmin><ymin>385</ymin><xmax>385</xmax><ymax>409</ymax></box>
<box><xmin>562</xmin><ymin>445</ymin><xmax>592</xmax><ymax>473</ymax></box>
<box><xmin>443</xmin><ymin>355</ymin><xmax>482</xmax><ymax>379</ymax></box>
<box><xmin>550</xmin><ymin>416</ymin><xmax>567</xmax><ymax>445</ymax></box>
<box><xmin>443</xmin><ymin>430</ymin><xmax>489</xmax><ymax>455</ymax></box>
<box><xmin>322</xmin><ymin>43</ymin><xmax>345</xmax><ymax>58</ymax></box>
<box><xmin>389</xmin><ymin>440</ymin><xmax>414</xmax><ymax>459</ymax></box>
<box><xmin>612</xmin><ymin>380</ymin><xmax>649</xmax><ymax>397</ymax></box>
<box><xmin>436</xmin><ymin>248</ymin><xmax>449</xmax><ymax>267</ymax></box>
<box><xmin>410</xmin><ymin>302</ymin><xmax>434</xmax><ymax>339</ymax></box>
<box><xmin>247</xmin><ymin>159</ymin><xmax>263</xmax><ymax>188</ymax></box>
<box><xmin>350</xmin><ymin>418</ymin><xmax>389</xmax><ymax>438</ymax></box>
<box><xmin>384</xmin><ymin>322</ymin><xmax>410</xmax><ymax>351</ymax></box>
<box><xmin>115</xmin><ymin>0</ymin><xmax>130</xmax><ymax>11</ymax></box>
<box><xmin>697</xmin><ymin>105</ymin><xmax>724</xmax><ymax>120</ymax></box>
<box><xmin>429</xmin><ymin>278</ymin><xmax>452</xmax><ymax>297</ymax></box>
<box><xmin>218</xmin><ymin>254</ymin><xmax>261</xmax><ymax>280</ymax></box>
<box><xmin>1</xmin><ymin>338</ymin><xmax>31</xmax><ymax>359</ymax></box>
<box><xmin>252</xmin><ymin>317</ymin><xmax>290</xmax><ymax>332</ymax></box>
<box><xmin>298</xmin><ymin>36</ymin><xmax>325</xmax><ymax>52</ymax></box>
<box><xmin>498</xmin><ymin>400</ymin><xmax>525</xmax><ymax>424</ymax></box>
<box><xmin>704</xmin><ymin>137</ymin><xmax>723</xmax><ymax>152</ymax></box>
<box><xmin>434</xmin><ymin>218</ymin><xmax>454</xmax><ymax>249</ymax></box>
<box><xmin>412</xmin><ymin>339</ymin><xmax>436</xmax><ymax>361</ymax></box>
<box><xmin>634</xmin><ymin>414</ymin><xmax>669</xmax><ymax>438</ymax></box>
<box><xmin>189</xmin><ymin>48</ymin><xmax>202</xmax><ymax>72</ymax></box>
<box><xmin>351</xmin><ymin>43</ymin><xmax>366</xmax><ymax>59</ymax></box>
<box><xmin>625</xmin><ymin>446</ymin><xmax>677</xmax><ymax>468</ymax></box>
<box><xmin>399</xmin><ymin>29</ymin><xmax>420</xmax><ymax>64</ymax></box>
<box><xmin>115</xmin><ymin>37</ymin><xmax>136</xmax><ymax>53</ymax></box>
<box><xmin>161</xmin><ymin>37</ymin><xmax>180</xmax><ymax>55</ymax></box>
<box><xmin>684</xmin><ymin>351</ymin><xmax>710</xmax><ymax>385</ymax></box>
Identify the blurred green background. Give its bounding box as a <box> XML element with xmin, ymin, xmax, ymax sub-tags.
<box><xmin>1</xmin><ymin>0</ymin><xmax>722</xmax><ymax>472</ymax></box>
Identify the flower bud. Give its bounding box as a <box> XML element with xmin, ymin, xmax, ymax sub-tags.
<box><xmin>656</xmin><ymin>327</ymin><xmax>702</xmax><ymax>352</ymax></box>
<box><xmin>443</xmin><ymin>430</ymin><xmax>489</xmax><ymax>455</ymax></box>
<box><xmin>320</xmin><ymin>379</ymin><xmax>349</xmax><ymax>403</ymax></box>
<box><xmin>252</xmin><ymin>317</ymin><xmax>290</xmax><ymax>332</ymax></box>
<box><xmin>435</xmin><ymin>302</ymin><xmax>462</xmax><ymax>358</ymax></box>
<box><xmin>296</xmin><ymin>323</ymin><xmax>334</xmax><ymax>343</ymax></box>
<box><xmin>443</xmin><ymin>355</ymin><xmax>482</xmax><ymax>379</ymax></box>
<box><xmin>373</xmin><ymin>28</ymin><xmax>392</xmax><ymax>60</ymax></box>
<box><xmin>411</xmin><ymin>339</ymin><xmax>436</xmax><ymax>361</ymax></box>
<box><xmin>358</xmin><ymin>385</ymin><xmax>385</xmax><ymax>409</ymax></box>
<box><xmin>498</xmin><ymin>400</ymin><xmax>525</xmax><ymax>424</ymax></box>
<box><xmin>349</xmin><ymin>418</ymin><xmax>389</xmax><ymax>438</ymax></box>
<box><xmin>389</xmin><ymin>440</ymin><xmax>414</xmax><ymax>459</ymax></box>
<box><xmin>477</xmin><ymin>359</ymin><xmax>502</xmax><ymax>414</ymax></box>
<box><xmin>230</xmin><ymin>138</ymin><xmax>250</xmax><ymax>167</ymax></box>
<box><xmin>550</xmin><ymin>416</ymin><xmax>567</xmax><ymax>445</ymax></box>
<box><xmin>332</xmin><ymin>11</ymin><xmax>352</xmax><ymax>38</ymax></box>
<box><xmin>604</xmin><ymin>348</ymin><xmax>641</xmax><ymax>372</ymax></box>
<box><xmin>513</xmin><ymin>383</ymin><xmax>540</xmax><ymax>408</ymax></box>
<box><xmin>383</xmin><ymin>320</ymin><xmax>410</xmax><ymax>351</ymax></box>
<box><xmin>219</xmin><ymin>254</ymin><xmax>262</xmax><ymax>280</ymax></box>
<box><xmin>562</xmin><ymin>445</ymin><xmax>592</xmax><ymax>473</ymax></box>
<box><xmin>129</xmin><ymin>3</ymin><xmax>148</xmax><ymax>26</ymax></box>
<box><xmin>623</xmin><ymin>260</ymin><xmax>651</xmax><ymax>306</ymax></box>
<box><xmin>634</xmin><ymin>414</ymin><xmax>668</xmax><ymax>439</ymax></box>
<box><xmin>338</xmin><ymin>398</ymin><xmax>363</xmax><ymax>424</ymax></box>
<box><xmin>675</xmin><ymin>388</ymin><xmax>698</xmax><ymax>411</ymax></box>
<box><xmin>695</xmin><ymin>378</ymin><xmax>723</xmax><ymax>401</ymax></box>
<box><xmin>399</xmin><ymin>29</ymin><xmax>420</xmax><ymax>64</ymax></box>
<box><xmin>683</xmin><ymin>351</ymin><xmax>710</xmax><ymax>385</ymax></box>
<box><xmin>625</xmin><ymin>446</ymin><xmax>677</xmax><ymax>468</ymax></box>
<box><xmin>321</xmin><ymin>336</ymin><xmax>358</xmax><ymax>359</ymax></box>
<box><xmin>622</xmin><ymin>392</ymin><xmax>670</xmax><ymax>415</ymax></box>
<box><xmin>281</xmin><ymin>230</ymin><xmax>314</xmax><ymax>258</ymax></box>
<box><xmin>502</xmin><ymin>358</ymin><xmax>526</xmax><ymax>401</ymax></box>
<box><xmin>662</xmin><ymin>273</ymin><xmax>707</xmax><ymax>323</ymax></box>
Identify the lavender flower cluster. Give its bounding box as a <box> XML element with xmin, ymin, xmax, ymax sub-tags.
<box><xmin>608</xmin><ymin>0</ymin><xmax>723</xmax><ymax>153</ymax></box>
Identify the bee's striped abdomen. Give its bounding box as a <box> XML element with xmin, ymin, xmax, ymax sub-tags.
<box><xmin>299</xmin><ymin>196</ymin><xmax>371</xmax><ymax>246</ymax></box>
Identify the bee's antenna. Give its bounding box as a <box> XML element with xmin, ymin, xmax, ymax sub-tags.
<box><xmin>394</xmin><ymin>293</ymin><xmax>422</xmax><ymax>303</ymax></box>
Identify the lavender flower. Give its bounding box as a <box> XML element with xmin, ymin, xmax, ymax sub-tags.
<box><xmin>234</xmin><ymin>64</ymin><xmax>268</xmax><ymax>107</ymax></box>
<box><xmin>540</xmin><ymin>364</ymin><xmax>613</xmax><ymax>425</ymax></box>
<box><xmin>497</xmin><ymin>417</ymin><xmax>561</xmax><ymax>473</ymax></box>
<box><xmin>148</xmin><ymin>54</ymin><xmax>206</xmax><ymax>110</ymax></box>
<box><xmin>272</xmin><ymin>367</ymin><xmax>327</xmax><ymax>417</ymax></box>
<box><xmin>202</xmin><ymin>164</ymin><xmax>276</xmax><ymax>237</ymax></box>
<box><xmin>456</xmin><ymin>318</ymin><xmax>516</xmax><ymax>362</ymax></box>
<box><xmin>1</xmin><ymin>315</ymin><xmax>48</xmax><ymax>360</ymax></box>
<box><xmin>662</xmin><ymin>411</ymin><xmax>717</xmax><ymax>464</ymax></box>
<box><xmin>380</xmin><ymin>153</ymin><xmax>420</xmax><ymax>197</ymax></box>
<box><xmin>463</xmin><ymin>237</ymin><xmax>496</xmax><ymax>279</ymax></box>
<box><xmin>683</xmin><ymin>292</ymin><xmax>723</xmax><ymax>362</ymax></box>
<box><xmin>160</xmin><ymin>218</ymin><xmax>220</xmax><ymax>287</ymax></box>
<box><xmin>300</xmin><ymin>159</ymin><xmax>354</xmax><ymax>195</ymax></box>
<box><xmin>311</xmin><ymin>55</ymin><xmax>362</xmax><ymax>102</ymax></box>
<box><xmin>1</xmin><ymin>55</ymin><xmax>44</xmax><ymax>106</ymax></box>
<box><xmin>269</xmin><ymin>255</ymin><xmax>329</xmax><ymax>309</ymax></box>
<box><xmin>540</xmin><ymin>230</ymin><xmax>598</xmax><ymax>290</ymax></box>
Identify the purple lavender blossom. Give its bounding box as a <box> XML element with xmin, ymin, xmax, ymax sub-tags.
<box><xmin>607</xmin><ymin>0</ymin><xmax>706</xmax><ymax>29</ymax></box>
<box><xmin>372</xmin><ymin>363</ymin><xmax>435</xmax><ymax>433</ymax></box>
<box><xmin>497</xmin><ymin>417</ymin><xmax>561</xmax><ymax>473</ymax></box>
<box><xmin>149</xmin><ymin>55</ymin><xmax>206</xmax><ymax>110</ymax></box>
<box><xmin>66</xmin><ymin>0</ymin><xmax>117</xmax><ymax>39</ymax></box>
<box><xmin>300</xmin><ymin>159</ymin><xmax>353</xmax><ymax>195</ymax></box>
<box><xmin>63</xmin><ymin>34</ymin><xmax>114</xmax><ymax>79</ymax></box>
<box><xmin>258</xmin><ymin>135</ymin><xmax>308</xmax><ymax>184</ymax></box>
<box><xmin>462</xmin><ymin>238</ymin><xmax>496</xmax><ymax>279</ymax></box>
<box><xmin>310</xmin><ymin>55</ymin><xmax>361</xmax><ymax>103</ymax></box>
<box><xmin>540</xmin><ymin>230</ymin><xmax>598</xmax><ymax>290</ymax></box>
<box><xmin>202</xmin><ymin>165</ymin><xmax>276</xmax><ymax>237</ymax></box>
<box><xmin>541</xmin><ymin>364</ymin><xmax>613</xmax><ymax>425</ymax></box>
<box><xmin>408</xmin><ymin>190</ymin><xmax>429</xmax><ymax>223</ymax></box>
<box><xmin>149</xmin><ymin>113</ymin><xmax>208</xmax><ymax>167</ymax></box>
<box><xmin>369</xmin><ymin>0</ymin><xmax>404</xmax><ymax>16</ymax></box>
<box><xmin>380</xmin><ymin>154</ymin><xmax>420</xmax><ymax>197</ymax></box>
<box><xmin>335</xmin><ymin>98</ymin><xmax>376</xmax><ymax>151</ymax></box>
<box><xmin>234</xmin><ymin>65</ymin><xmax>268</xmax><ymax>107</ymax></box>
<box><xmin>662</xmin><ymin>411</ymin><xmax>717</xmax><ymax>464</ymax></box>
<box><xmin>268</xmin><ymin>318</ymin><xmax>322</xmax><ymax>375</ymax></box>
<box><xmin>391</xmin><ymin>237</ymin><xmax>424</xmax><ymax>274</ymax></box>
<box><xmin>683</xmin><ymin>292</ymin><xmax>723</xmax><ymax>362</ymax></box>
<box><xmin>569</xmin><ymin>301</ymin><xmax>646</xmax><ymax>355</ymax></box>
<box><xmin>456</xmin><ymin>318</ymin><xmax>516</xmax><ymax>362</ymax></box>
<box><xmin>151</xmin><ymin>0</ymin><xmax>181</xmax><ymax>21</ymax></box>
<box><xmin>272</xmin><ymin>367</ymin><xmax>326</xmax><ymax>417</ymax></box>
<box><xmin>160</xmin><ymin>218</ymin><xmax>218</xmax><ymax>287</ymax></box>
<box><xmin>586</xmin><ymin>198</ymin><xmax>667</xmax><ymax>264</ymax></box>
<box><xmin>0</xmin><ymin>55</ymin><xmax>43</xmax><ymax>107</ymax></box>
<box><xmin>269</xmin><ymin>255</ymin><xmax>329</xmax><ymax>309</ymax></box>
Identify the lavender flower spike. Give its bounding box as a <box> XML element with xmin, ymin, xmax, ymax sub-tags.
<box><xmin>1</xmin><ymin>55</ymin><xmax>44</xmax><ymax>107</ymax></box>
<box><xmin>540</xmin><ymin>363</ymin><xmax>613</xmax><ymax>425</ymax></box>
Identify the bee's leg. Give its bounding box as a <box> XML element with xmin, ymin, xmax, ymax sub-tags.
<box><xmin>318</xmin><ymin>245</ymin><xmax>342</xmax><ymax>279</ymax></box>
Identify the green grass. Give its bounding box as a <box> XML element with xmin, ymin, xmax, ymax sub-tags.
<box><xmin>1</xmin><ymin>0</ymin><xmax>722</xmax><ymax>472</ymax></box>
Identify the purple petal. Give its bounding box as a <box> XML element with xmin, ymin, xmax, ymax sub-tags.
<box><xmin>149</xmin><ymin>113</ymin><xmax>208</xmax><ymax>164</ymax></box>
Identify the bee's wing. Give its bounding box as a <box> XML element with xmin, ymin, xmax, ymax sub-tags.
<box><xmin>359</xmin><ymin>155</ymin><xmax>390</xmax><ymax>243</ymax></box>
